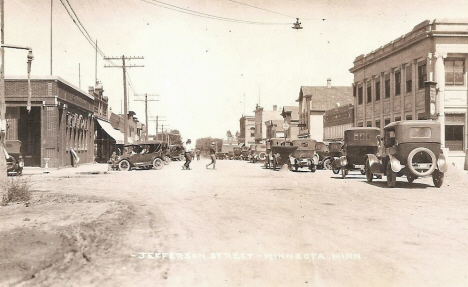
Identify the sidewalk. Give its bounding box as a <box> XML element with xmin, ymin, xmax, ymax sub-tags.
<box><xmin>23</xmin><ymin>163</ymin><xmax>110</xmax><ymax>177</ymax></box>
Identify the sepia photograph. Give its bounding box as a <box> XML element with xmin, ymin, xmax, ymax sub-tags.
<box><xmin>1</xmin><ymin>0</ymin><xmax>468</xmax><ymax>286</ymax></box>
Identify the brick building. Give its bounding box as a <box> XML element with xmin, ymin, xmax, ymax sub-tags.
<box><xmin>5</xmin><ymin>76</ymin><xmax>94</xmax><ymax>167</ymax></box>
<box><xmin>350</xmin><ymin>19</ymin><xmax>468</xmax><ymax>152</ymax></box>
<box><xmin>323</xmin><ymin>103</ymin><xmax>354</xmax><ymax>141</ymax></box>
<box><xmin>297</xmin><ymin>79</ymin><xmax>353</xmax><ymax>141</ymax></box>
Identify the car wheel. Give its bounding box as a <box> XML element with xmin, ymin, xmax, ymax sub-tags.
<box><xmin>258</xmin><ymin>152</ymin><xmax>266</xmax><ymax>161</ymax></box>
<box><xmin>360</xmin><ymin>168</ymin><xmax>366</xmax><ymax>175</ymax></box>
<box><xmin>118</xmin><ymin>159</ymin><xmax>131</xmax><ymax>171</ymax></box>
<box><xmin>341</xmin><ymin>168</ymin><xmax>347</xmax><ymax>179</ymax></box>
<box><xmin>310</xmin><ymin>164</ymin><xmax>316</xmax><ymax>172</ymax></box>
<box><xmin>432</xmin><ymin>170</ymin><xmax>444</xmax><ymax>188</ymax></box>
<box><xmin>164</xmin><ymin>156</ymin><xmax>171</xmax><ymax>164</ymax></box>
<box><xmin>407</xmin><ymin>174</ymin><xmax>417</xmax><ymax>183</ymax></box>
<box><xmin>332</xmin><ymin>168</ymin><xmax>340</xmax><ymax>175</ymax></box>
<box><xmin>153</xmin><ymin>158</ymin><xmax>163</xmax><ymax>170</ymax></box>
<box><xmin>365</xmin><ymin>158</ymin><xmax>373</xmax><ymax>182</ymax></box>
<box><xmin>323</xmin><ymin>158</ymin><xmax>332</xmax><ymax>170</ymax></box>
<box><xmin>178</xmin><ymin>154</ymin><xmax>185</xmax><ymax>161</ymax></box>
<box><xmin>294</xmin><ymin>163</ymin><xmax>299</xmax><ymax>171</ymax></box>
<box><xmin>386</xmin><ymin>161</ymin><xmax>397</xmax><ymax>188</ymax></box>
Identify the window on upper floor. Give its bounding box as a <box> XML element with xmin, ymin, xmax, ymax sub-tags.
<box><xmin>367</xmin><ymin>83</ymin><xmax>372</xmax><ymax>103</ymax></box>
<box><xmin>384</xmin><ymin>74</ymin><xmax>390</xmax><ymax>99</ymax></box>
<box><xmin>395</xmin><ymin>70</ymin><xmax>401</xmax><ymax>96</ymax></box>
<box><xmin>418</xmin><ymin>61</ymin><xmax>427</xmax><ymax>89</ymax></box>
<box><xmin>406</xmin><ymin>65</ymin><xmax>412</xmax><ymax>93</ymax></box>
<box><xmin>375</xmin><ymin>79</ymin><xmax>381</xmax><ymax>101</ymax></box>
<box><xmin>445</xmin><ymin>59</ymin><xmax>465</xmax><ymax>86</ymax></box>
<box><xmin>358</xmin><ymin>86</ymin><xmax>363</xmax><ymax>105</ymax></box>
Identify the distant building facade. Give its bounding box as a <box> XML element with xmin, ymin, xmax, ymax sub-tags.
<box><xmin>297</xmin><ymin>79</ymin><xmax>353</xmax><ymax>141</ymax></box>
<box><xmin>239</xmin><ymin>115</ymin><xmax>255</xmax><ymax>145</ymax></box>
<box><xmin>350</xmin><ymin>19</ymin><xmax>468</xmax><ymax>152</ymax></box>
<box><xmin>323</xmin><ymin>104</ymin><xmax>354</xmax><ymax>141</ymax></box>
<box><xmin>265</xmin><ymin>119</ymin><xmax>285</xmax><ymax>139</ymax></box>
<box><xmin>254</xmin><ymin>104</ymin><xmax>282</xmax><ymax>143</ymax></box>
<box><xmin>281</xmin><ymin>106</ymin><xmax>300</xmax><ymax>140</ymax></box>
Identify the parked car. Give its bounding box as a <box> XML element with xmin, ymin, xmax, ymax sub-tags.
<box><xmin>249</xmin><ymin>144</ymin><xmax>267</xmax><ymax>163</ymax></box>
<box><xmin>233</xmin><ymin>146</ymin><xmax>242</xmax><ymax>160</ymax></box>
<box><xmin>216</xmin><ymin>152</ymin><xmax>227</xmax><ymax>160</ymax></box>
<box><xmin>269</xmin><ymin>138</ymin><xmax>298</xmax><ymax>170</ymax></box>
<box><xmin>240</xmin><ymin>146</ymin><xmax>250</xmax><ymax>160</ymax></box>
<box><xmin>5</xmin><ymin>140</ymin><xmax>24</xmax><ymax>176</ymax></box>
<box><xmin>289</xmin><ymin>139</ymin><xmax>317</xmax><ymax>172</ymax></box>
<box><xmin>332</xmin><ymin>127</ymin><xmax>380</xmax><ymax>178</ymax></box>
<box><xmin>365</xmin><ymin>121</ymin><xmax>447</xmax><ymax>188</ymax></box>
<box><xmin>117</xmin><ymin>140</ymin><xmax>165</xmax><ymax>171</ymax></box>
<box><xmin>169</xmin><ymin>144</ymin><xmax>185</xmax><ymax>161</ymax></box>
<box><xmin>317</xmin><ymin>141</ymin><xmax>342</xmax><ymax>170</ymax></box>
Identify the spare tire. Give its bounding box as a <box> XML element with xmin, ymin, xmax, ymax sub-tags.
<box><xmin>258</xmin><ymin>152</ymin><xmax>266</xmax><ymax>161</ymax></box>
<box><xmin>407</xmin><ymin>147</ymin><xmax>437</xmax><ymax>177</ymax></box>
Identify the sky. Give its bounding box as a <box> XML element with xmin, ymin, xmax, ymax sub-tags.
<box><xmin>3</xmin><ymin>0</ymin><xmax>468</xmax><ymax>141</ymax></box>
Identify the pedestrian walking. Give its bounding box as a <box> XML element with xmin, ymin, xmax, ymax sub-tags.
<box><xmin>182</xmin><ymin>139</ymin><xmax>193</xmax><ymax>170</ymax></box>
<box><xmin>206</xmin><ymin>142</ymin><xmax>216</xmax><ymax>169</ymax></box>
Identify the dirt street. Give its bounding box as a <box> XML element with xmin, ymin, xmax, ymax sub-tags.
<box><xmin>1</xmin><ymin>159</ymin><xmax>468</xmax><ymax>287</ymax></box>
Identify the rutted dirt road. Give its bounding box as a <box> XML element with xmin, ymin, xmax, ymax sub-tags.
<box><xmin>1</xmin><ymin>159</ymin><xmax>468</xmax><ymax>287</ymax></box>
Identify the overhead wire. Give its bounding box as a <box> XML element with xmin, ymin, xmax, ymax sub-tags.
<box><xmin>58</xmin><ymin>0</ymin><xmax>117</xmax><ymax>66</ymax></box>
<box><xmin>226</xmin><ymin>0</ymin><xmax>293</xmax><ymax>19</ymax></box>
<box><xmin>140</xmin><ymin>0</ymin><xmax>290</xmax><ymax>25</ymax></box>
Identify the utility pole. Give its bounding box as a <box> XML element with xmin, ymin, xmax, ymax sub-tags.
<box><xmin>104</xmin><ymin>56</ymin><xmax>143</xmax><ymax>144</ymax></box>
<box><xmin>148</xmin><ymin>116</ymin><xmax>165</xmax><ymax>140</ymax></box>
<box><xmin>134</xmin><ymin>93</ymin><xmax>158</xmax><ymax>141</ymax></box>
<box><xmin>50</xmin><ymin>0</ymin><xmax>52</xmax><ymax>75</ymax></box>
<box><xmin>0</xmin><ymin>0</ymin><xmax>34</xmax><ymax>184</ymax></box>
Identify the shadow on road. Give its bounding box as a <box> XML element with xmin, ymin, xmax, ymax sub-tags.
<box><xmin>365</xmin><ymin>180</ymin><xmax>432</xmax><ymax>189</ymax></box>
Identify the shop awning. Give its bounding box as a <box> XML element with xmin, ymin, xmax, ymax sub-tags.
<box><xmin>96</xmin><ymin>119</ymin><xmax>124</xmax><ymax>144</ymax></box>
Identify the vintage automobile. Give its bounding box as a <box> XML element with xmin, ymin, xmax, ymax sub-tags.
<box><xmin>233</xmin><ymin>146</ymin><xmax>242</xmax><ymax>160</ymax></box>
<box><xmin>240</xmin><ymin>146</ymin><xmax>250</xmax><ymax>160</ymax></box>
<box><xmin>168</xmin><ymin>144</ymin><xmax>185</xmax><ymax>161</ymax></box>
<box><xmin>317</xmin><ymin>141</ymin><xmax>342</xmax><ymax>170</ymax></box>
<box><xmin>215</xmin><ymin>152</ymin><xmax>227</xmax><ymax>160</ymax></box>
<box><xmin>5</xmin><ymin>140</ymin><xmax>24</xmax><ymax>176</ymax></box>
<box><xmin>117</xmin><ymin>140</ymin><xmax>165</xmax><ymax>171</ymax></box>
<box><xmin>269</xmin><ymin>138</ymin><xmax>298</xmax><ymax>170</ymax></box>
<box><xmin>289</xmin><ymin>139</ymin><xmax>317</xmax><ymax>172</ymax></box>
<box><xmin>332</xmin><ymin>127</ymin><xmax>380</xmax><ymax>178</ymax></box>
<box><xmin>365</xmin><ymin>121</ymin><xmax>447</xmax><ymax>188</ymax></box>
<box><xmin>248</xmin><ymin>144</ymin><xmax>266</xmax><ymax>163</ymax></box>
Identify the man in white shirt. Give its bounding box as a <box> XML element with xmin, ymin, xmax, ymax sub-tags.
<box><xmin>182</xmin><ymin>139</ymin><xmax>193</xmax><ymax>170</ymax></box>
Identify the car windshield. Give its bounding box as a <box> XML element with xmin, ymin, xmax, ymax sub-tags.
<box><xmin>409</xmin><ymin>127</ymin><xmax>432</xmax><ymax>138</ymax></box>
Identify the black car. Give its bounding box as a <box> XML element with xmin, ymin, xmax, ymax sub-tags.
<box><xmin>5</xmin><ymin>140</ymin><xmax>24</xmax><ymax>176</ymax></box>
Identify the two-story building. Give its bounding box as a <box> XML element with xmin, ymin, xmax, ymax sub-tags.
<box><xmin>350</xmin><ymin>19</ymin><xmax>468</xmax><ymax>153</ymax></box>
<box><xmin>239</xmin><ymin>115</ymin><xmax>255</xmax><ymax>145</ymax></box>
<box><xmin>253</xmin><ymin>104</ymin><xmax>282</xmax><ymax>143</ymax></box>
<box><xmin>297</xmin><ymin>79</ymin><xmax>353</xmax><ymax>141</ymax></box>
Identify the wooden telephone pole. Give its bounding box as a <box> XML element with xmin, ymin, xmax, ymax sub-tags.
<box><xmin>134</xmin><ymin>94</ymin><xmax>158</xmax><ymax>141</ymax></box>
<box><xmin>104</xmin><ymin>56</ymin><xmax>143</xmax><ymax>144</ymax></box>
<box><xmin>149</xmin><ymin>116</ymin><xmax>165</xmax><ymax>140</ymax></box>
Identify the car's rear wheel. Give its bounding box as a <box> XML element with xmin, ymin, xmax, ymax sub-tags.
<box><xmin>153</xmin><ymin>158</ymin><xmax>163</xmax><ymax>170</ymax></box>
<box><xmin>118</xmin><ymin>160</ymin><xmax>131</xmax><ymax>171</ymax></box>
<box><xmin>386</xmin><ymin>161</ymin><xmax>396</xmax><ymax>188</ymax></box>
<box><xmin>323</xmin><ymin>158</ymin><xmax>332</xmax><ymax>170</ymax></box>
<box><xmin>332</xmin><ymin>168</ymin><xmax>340</xmax><ymax>175</ymax></box>
<box><xmin>407</xmin><ymin>147</ymin><xmax>437</xmax><ymax>177</ymax></box>
<box><xmin>365</xmin><ymin>158</ymin><xmax>373</xmax><ymax>182</ymax></box>
<box><xmin>432</xmin><ymin>170</ymin><xmax>444</xmax><ymax>188</ymax></box>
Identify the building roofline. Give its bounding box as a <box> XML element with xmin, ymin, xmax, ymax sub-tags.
<box><xmin>5</xmin><ymin>75</ymin><xmax>94</xmax><ymax>100</ymax></box>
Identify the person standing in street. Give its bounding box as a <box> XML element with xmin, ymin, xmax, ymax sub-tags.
<box><xmin>206</xmin><ymin>142</ymin><xmax>216</xmax><ymax>169</ymax></box>
<box><xmin>182</xmin><ymin>139</ymin><xmax>193</xmax><ymax>170</ymax></box>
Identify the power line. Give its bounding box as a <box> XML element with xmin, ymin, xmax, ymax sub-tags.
<box><xmin>140</xmin><ymin>0</ymin><xmax>290</xmax><ymax>25</ymax></box>
<box><xmin>226</xmin><ymin>0</ymin><xmax>293</xmax><ymax>19</ymax></box>
<box><xmin>58</xmin><ymin>0</ymin><xmax>116</xmax><ymax>66</ymax></box>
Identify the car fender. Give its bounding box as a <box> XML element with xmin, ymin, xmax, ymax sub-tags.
<box><xmin>388</xmin><ymin>154</ymin><xmax>402</xmax><ymax>173</ymax></box>
<box><xmin>437</xmin><ymin>151</ymin><xmax>448</xmax><ymax>173</ymax></box>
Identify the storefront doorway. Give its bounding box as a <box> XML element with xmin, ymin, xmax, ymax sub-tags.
<box><xmin>18</xmin><ymin>107</ymin><xmax>41</xmax><ymax>166</ymax></box>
